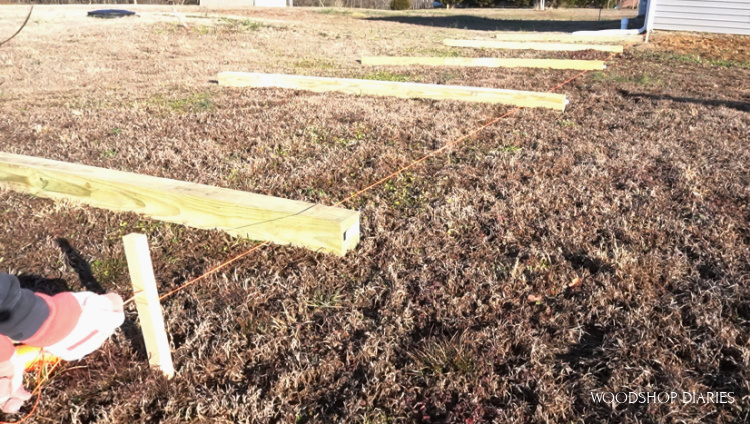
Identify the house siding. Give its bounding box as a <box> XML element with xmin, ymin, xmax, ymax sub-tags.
<box><xmin>652</xmin><ymin>0</ymin><xmax>750</xmax><ymax>35</ymax></box>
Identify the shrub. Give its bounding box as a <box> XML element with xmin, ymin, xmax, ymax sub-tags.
<box><xmin>390</xmin><ymin>0</ymin><xmax>411</xmax><ymax>10</ymax></box>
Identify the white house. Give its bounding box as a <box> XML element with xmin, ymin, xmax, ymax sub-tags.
<box><xmin>646</xmin><ymin>0</ymin><xmax>750</xmax><ymax>35</ymax></box>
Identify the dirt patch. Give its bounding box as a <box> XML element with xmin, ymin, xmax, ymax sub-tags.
<box><xmin>645</xmin><ymin>32</ymin><xmax>750</xmax><ymax>67</ymax></box>
<box><xmin>1</xmin><ymin>5</ymin><xmax>749</xmax><ymax>424</ymax></box>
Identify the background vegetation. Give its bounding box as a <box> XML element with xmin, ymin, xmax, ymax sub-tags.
<box><xmin>1</xmin><ymin>0</ymin><xmax>633</xmax><ymax>10</ymax></box>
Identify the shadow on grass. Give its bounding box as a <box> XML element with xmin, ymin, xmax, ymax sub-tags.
<box><xmin>621</xmin><ymin>90</ymin><xmax>750</xmax><ymax>112</ymax></box>
<box><xmin>55</xmin><ymin>238</ymin><xmax>106</xmax><ymax>294</ymax></box>
<box><xmin>15</xmin><ymin>240</ymin><xmax>101</xmax><ymax>295</ymax></box>
<box><xmin>16</xmin><ymin>239</ymin><xmax>108</xmax><ymax>296</ymax></box>
<box><xmin>365</xmin><ymin>15</ymin><xmax>624</xmax><ymax>32</ymax></box>
<box><xmin>17</xmin><ymin>274</ymin><xmax>70</xmax><ymax>296</ymax></box>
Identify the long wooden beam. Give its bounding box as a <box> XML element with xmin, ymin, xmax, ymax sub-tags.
<box><xmin>0</xmin><ymin>152</ymin><xmax>360</xmax><ymax>255</ymax></box>
<box><xmin>494</xmin><ymin>32</ymin><xmax>642</xmax><ymax>44</ymax></box>
<box><xmin>123</xmin><ymin>233</ymin><xmax>175</xmax><ymax>379</ymax></box>
<box><xmin>443</xmin><ymin>39</ymin><xmax>624</xmax><ymax>53</ymax></box>
<box><xmin>217</xmin><ymin>72</ymin><xmax>567</xmax><ymax>110</ymax></box>
<box><xmin>360</xmin><ymin>56</ymin><xmax>605</xmax><ymax>71</ymax></box>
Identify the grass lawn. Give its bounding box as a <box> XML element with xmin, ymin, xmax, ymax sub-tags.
<box><xmin>0</xmin><ymin>4</ymin><xmax>749</xmax><ymax>423</ymax></box>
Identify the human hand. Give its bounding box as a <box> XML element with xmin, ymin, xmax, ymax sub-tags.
<box><xmin>0</xmin><ymin>352</ymin><xmax>31</xmax><ymax>414</ymax></box>
<box><xmin>43</xmin><ymin>293</ymin><xmax>124</xmax><ymax>362</ymax></box>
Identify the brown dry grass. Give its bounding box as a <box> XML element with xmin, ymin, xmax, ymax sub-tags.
<box><xmin>1</xmin><ymin>5</ymin><xmax>749</xmax><ymax>424</ymax></box>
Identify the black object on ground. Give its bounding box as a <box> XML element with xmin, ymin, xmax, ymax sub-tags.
<box><xmin>87</xmin><ymin>9</ymin><xmax>136</xmax><ymax>19</ymax></box>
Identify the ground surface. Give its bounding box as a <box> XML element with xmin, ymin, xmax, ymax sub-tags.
<box><xmin>0</xmin><ymin>5</ymin><xmax>749</xmax><ymax>424</ymax></box>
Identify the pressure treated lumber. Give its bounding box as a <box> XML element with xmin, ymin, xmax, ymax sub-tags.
<box><xmin>360</xmin><ymin>56</ymin><xmax>605</xmax><ymax>71</ymax></box>
<box><xmin>0</xmin><ymin>152</ymin><xmax>360</xmax><ymax>255</ymax></box>
<box><xmin>123</xmin><ymin>233</ymin><xmax>174</xmax><ymax>379</ymax></box>
<box><xmin>494</xmin><ymin>32</ymin><xmax>642</xmax><ymax>44</ymax></box>
<box><xmin>443</xmin><ymin>39</ymin><xmax>624</xmax><ymax>53</ymax></box>
<box><xmin>217</xmin><ymin>72</ymin><xmax>568</xmax><ymax>110</ymax></box>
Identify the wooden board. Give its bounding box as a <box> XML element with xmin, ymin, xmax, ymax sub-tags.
<box><xmin>443</xmin><ymin>39</ymin><xmax>624</xmax><ymax>53</ymax></box>
<box><xmin>360</xmin><ymin>56</ymin><xmax>605</xmax><ymax>70</ymax></box>
<box><xmin>494</xmin><ymin>32</ymin><xmax>642</xmax><ymax>44</ymax></box>
<box><xmin>0</xmin><ymin>152</ymin><xmax>359</xmax><ymax>255</ymax></box>
<box><xmin>123</xmin><ymin>233</ymin><xmax>175</xmax><ymax>379</ymax></box>
<box><xmin>217</xmin><ymin>72</ymin><xmax>568</xmax><ymax>110</ymax></box>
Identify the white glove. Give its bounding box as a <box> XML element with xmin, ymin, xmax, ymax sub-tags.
<box><xmin>0</xmin><ymin>351</ymin><xmax>31</xmax><ymax>413</ymax></box>
<box><xmin>43</xmin><ymin>293</ymin><xmax>124</xmax><ymax>361</ymax></box>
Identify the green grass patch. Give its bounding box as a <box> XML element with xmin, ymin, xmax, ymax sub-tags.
<box><xmin>362</xmin><ymin>71</ymin><xmax>415</xmax><ymax>82</ymax></box>
<box><xmin>316</xmin><ymin>8</ymin><xmax>353</xmax><ymax>15</ymax></box>
<box><xmin>293</xmin><ymin>59</ymin><xmax>336</xmax><ymax>70</ymax></box>
<box><xmin>100</xmin><ymin>148</ymin><xmax>117</xmax><ymax>159</ymax></box>
<box><xmin>219</xmin><ymin>17</ymin><xmax>270</xmax><ymax>32</ymax></box>
<box><xmin>90</xmin><ymin>258</ymin><xmax>126</xmax><ymax>284</ymax></box>
<box><xmin>591</xmin><ymin>71</ymin><xmax>663</xmax><ymax>86</ymax></box>
<box><xmin>408</xmin><ymin>337</ymin><xmax>477</xmax><ymax>376</ymax></box>
<box><xmin>668</xmin><ymin>52</ymin><xmax>704</xmax><ymax>65</ymax></box>
<box><xmin>411</xmin><ymin>47</ymin><xmax>464</xmax><ymax>58</ymax></box>
<box><xmin>634</xmin><ymin>50</ymin><xmax>750</xmax><ymax>69</ymax></box>
<box><xmin>305</xmin><ymin>288</ymin><xmax>344</xmax><ymax>310</ymax></box>
<box><xmin>148</xmin><ymin>92</ymin><xmax>213</xmax><ymax>113</ymax></box>
<box><xmin>185</xmin><ymin>14</ymin><xmax>214</xmax><ymax>19</ymax></box>
<box><xmin>383</xmin><ymin>173</ymin><xmax>427</xmax><ymax>210</ymax></box>
<box><xmin>499</xmin><ymin>145</ymin><xmax>522</xmax><ymax>153</ymax></box>
<box><xmin>708</xmin><ymin>58</ymin><xmax>750</xmax><ymax>69</ymax></box>
<box><xmin>557</xmin><ymin>119</ymin><xmax>578</xmax><ymax>128</ymax></box>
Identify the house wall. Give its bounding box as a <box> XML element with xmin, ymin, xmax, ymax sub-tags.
<box><xmin>651</xmin><ymin>0</ymin><xmax>750</xmax><ymax>35</ymax></box>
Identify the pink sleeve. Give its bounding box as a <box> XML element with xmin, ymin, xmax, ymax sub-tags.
<box><xmin>22</xmin><ymin>293</ymin><xmax>82</xmax><ymax>348</ymax></box>
<box><xmin>0</xmin><ymin>336</ymin><xmax>16</xmax><ymax>377</ymax></box>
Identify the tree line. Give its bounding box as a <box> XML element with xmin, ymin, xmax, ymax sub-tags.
<box><xmin>2</xmin><ymin>0</ymin><xmax>623</xmax><ymax>9</ymax></box>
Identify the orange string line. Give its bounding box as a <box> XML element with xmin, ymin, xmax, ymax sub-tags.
<box><xmin>1</xmin><ymin>354</ymin><xmax>60</xmax><ymax>424</ymax></box>
<box><xmin>122</xmin><ymin>241</ymin><xmax>269</xmax><ymax>306</ymax></box>
<box><xmin>334</xmin><ymin>106</ymin><xmax>521</xmax><ymax>207</ymax></box>
<box><xmin>334</xmin><ymin>63</ymin><xmax>604</xmax><ymax>207</ymax></box>
<box><xmin>122</xmin><ymin>61</ymin><xmax>603</xmax><ymax>306</ymax></box>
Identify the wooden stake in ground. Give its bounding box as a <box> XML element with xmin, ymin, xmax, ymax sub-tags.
<box><xmin>360</xmin><ymin>56</ymin><xmax>605</xmax><ymax>71</ymax></box>
<box><xmin>443</xmin><ymin>39</ymin><xmax>624</xmax><ymax>53</ymax></box>
<box><xmin>0</xmin><ymin>152</ymin><xmax>359</xmax><ymax>255</ymax></box>
<box><xmin>217</xmin><ymin>72</ymin><xmax>568</xmax><ymax>111</ymax></box>
<box><xmin>123</xmin><ymin>233</ymin><xmax>175</xmax><ymax>379</ymax></box>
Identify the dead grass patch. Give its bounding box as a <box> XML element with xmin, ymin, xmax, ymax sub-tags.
<box><xmin>0</xmin><ymin>5</ymin><xmax>748</xmax><ymax>424</ymax></box>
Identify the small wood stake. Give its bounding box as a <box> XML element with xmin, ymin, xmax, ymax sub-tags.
<box><xmin>123</xmin><ymin>233</ymin><xmax>175</xmax><ymax>379</ymax></box>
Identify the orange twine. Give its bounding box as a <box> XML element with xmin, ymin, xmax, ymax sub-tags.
<box><xmin>1</xmin><ymin>353</ymin><xmax>60</xmax><ymax>424</ymax></box>
<box><xmin>126</xmin><ymin>61</ymin><xmax>608</xmax><ymax>306</ymax></box>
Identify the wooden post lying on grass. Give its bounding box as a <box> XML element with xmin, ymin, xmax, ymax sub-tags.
<box><xmin>0</xmin><ymin>152</ymin><xmax>359</xmax><ymax>255</ymax></box>
<box><xmin>494</xmin><ymin>32</ymin><xmax>642</xmax><ymax>44</ymax></box>
<box><xmin>123</xmin><ymin>233</ymin><xmax>174</xmax><ymax>379</ymax></box>
<box><xmin>443</xmin><ymin>39</ymin><xmax>624</xmax><ymax>53</ymax></box>
<box><xmin>360</xmin><ymin>56</ymin><xmax>606</xmax><ymax>71</ymax></box>
<box><xmin>217</xmin><ymin>72</ymin><xmax>568</xmax><ymax>110</ymax></box>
